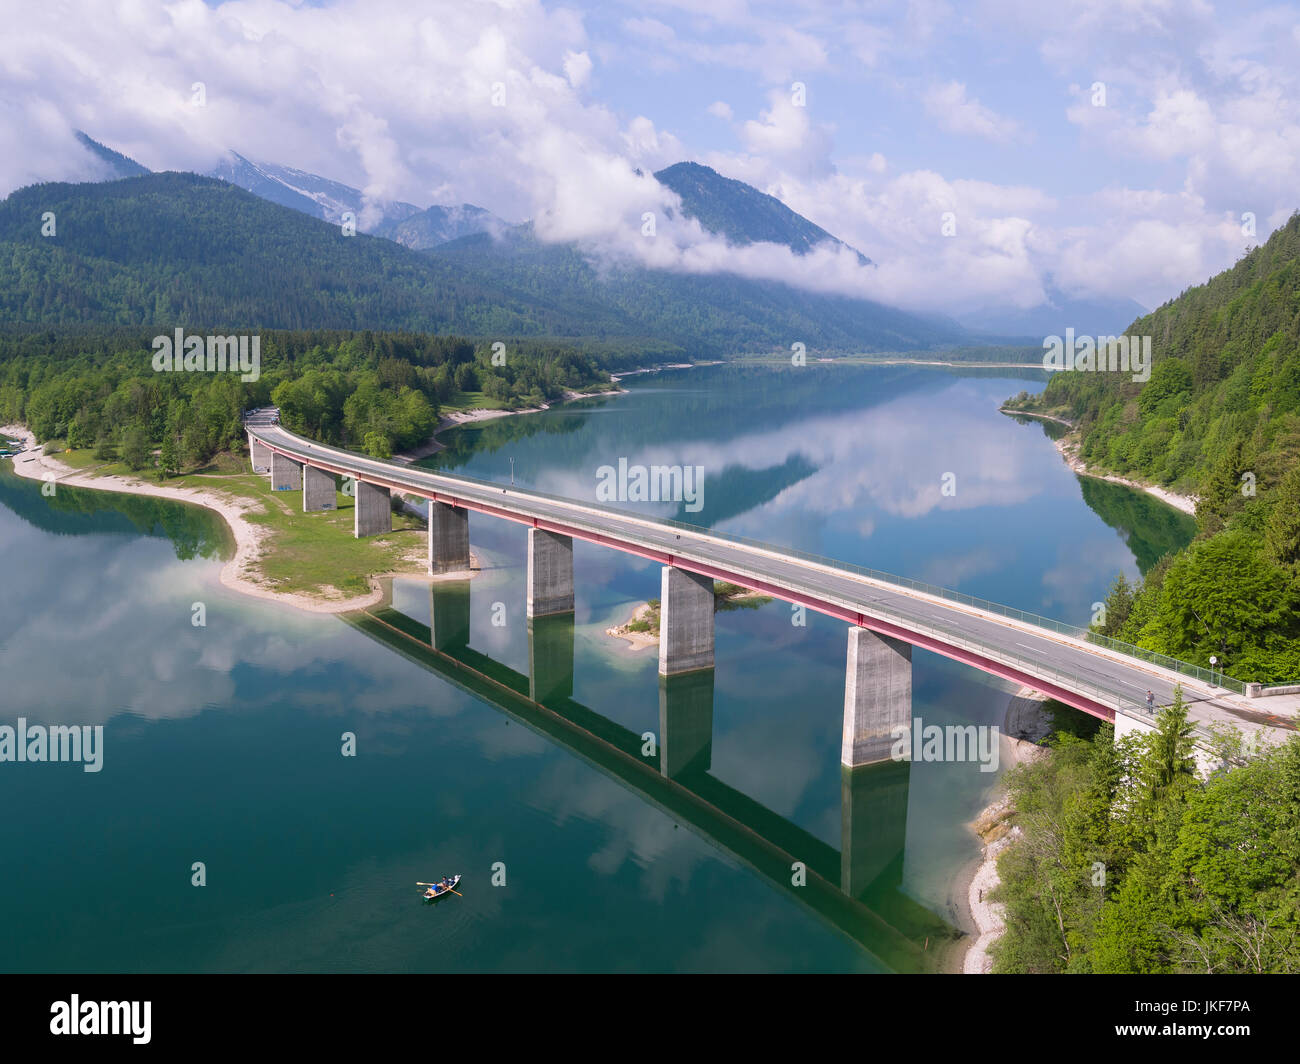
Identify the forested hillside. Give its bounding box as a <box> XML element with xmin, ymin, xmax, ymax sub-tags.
<box><xmin>994</xmin><ymin>704</ymin><xmax>1300</xmax><ymax>973</ymax></box>
<box><xmin>0</xmin><ymin>173</ymin><xmax>966</xmax><ymax>355</ymax></box>
<box><xmin>0</xmin><ymin>327</ymin><xmax>609</xmax><ymax>466</ymax></box>
<box><xmin>426</xmin><ymin>224</ymin><xmax>963</xmax><ymax>353</ymax></box>
<box><xmin>0</xmin><ymin>174</ymin><xmax>554</xmax><ymax>334</ymax></box>
<box><xmin>1006</xmin><ymin>213</ymin><xmax>1300</xmax><ymax>682</ymax></box>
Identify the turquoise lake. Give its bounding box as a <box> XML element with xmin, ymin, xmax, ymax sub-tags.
<box><xmin>0</xmin><ymin>364</ymin><xmax>1196</xmax><ymax>972</ymax></box>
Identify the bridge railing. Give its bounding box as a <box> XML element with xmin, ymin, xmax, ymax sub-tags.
<box><xmin>400</xmin><ymin>463</ymin><xmax>1243</xmax><ymax>696</ymax></box>
<box><xmin>270</xmin><ymin>429</ymin><xmax>1242</xmax><ymax>697</ymax></box>
<box><xmin>655</xmin><ymin>522</ymin><xmax>1241</xmax><ymax>695</ymax></box>
<box><xmin>796</xmin><ymin>572</ymin><xmax>1216</xmax><ymax>739</ymax></box>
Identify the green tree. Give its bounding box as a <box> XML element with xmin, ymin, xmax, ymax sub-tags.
<box><xmin>454</xmin><ymin>362</ymin><xmax>479</xmax><ymax>393</ymax></box>
<box><xmin>119</xmin><ymin>422</ymin><xmax>150</xmax><ymax>471</ymax></box>
<box><xmin>1197</xmin><ymin>436</ymin><xmax>1254</xmax><ymax>526</ymax></box>
<box><xmin>1094</xmin><ymin>573</ymin><xmax>1136</xmax><ymax>637</ymax></box>
<box><xmin>1263</xmin><ymin>465</ymin><xmax>1300</xmax><ymax>570</ymax></box>
<box><xmin>1136</xmin><ymin>531</ymin><xmax>1300</xmax><ymax>678</ymax></box>
<box><xmin>1140</xmin><ymin>686</ymin><xmax>1197</xmax><ymax>806</ymax></box>
<box><xmin>1091</xmin><ymin>856</ymin><xmax>1177</xmax><ymax>973</ymax></box>
<box><xmin>362</xmin><ymin>431</ymin><xmax>391</xmax><ymax>459</ymax></box>
<box><xmin>158</xmin><ymin>433</ymin><xmax>179</xmax><ymax>477</ymax></box>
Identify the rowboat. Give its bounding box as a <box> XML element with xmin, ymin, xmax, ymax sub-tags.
<box><xmin>418</xmin><ymin>875</ymin><xmax>461</xmax><ymax>900</ymax></box>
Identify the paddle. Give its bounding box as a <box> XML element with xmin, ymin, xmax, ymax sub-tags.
<box><xmin>416</xmin><ymin>881</ymin><xmax>463</xmax><ymax>897</ymax></box>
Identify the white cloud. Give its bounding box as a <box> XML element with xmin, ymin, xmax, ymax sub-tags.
<box><xmin>923</xmin><ymin>81</ymin><xmax>1021</xmax><ymax>143</ymax></box>
<box><xmin>1048</xmin><ymin>196</ymin><xmax>1246</xmax><ymax>309</ymax></box>
<box><xmin>621</xmin><ymin>16</ymin><xmax>676</xmax><ymax>43</ymax></box>
<box><xmin>2</xmin><ymin>0</ymin><xmax>1297</xmax><ymax>323</ymax></box>
<box><xmin>738</xmin><ymin>90</ymin><xmax>835</xmax><ymax>177</ymax></box>
<box><xmin>843</xmin><ymin>22</ymin><xmax>892</xmax><ymax>67</ymax></box>
<box><xmin>563</xmin><ymin>49</ymin><xmax>594</xmax><ymax>88</ymax></box>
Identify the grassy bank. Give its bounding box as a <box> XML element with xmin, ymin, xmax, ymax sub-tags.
<box><xmin>51</xmin><ymin>446</ymin><xmax>427</xmax><ymax>599</ymax></box>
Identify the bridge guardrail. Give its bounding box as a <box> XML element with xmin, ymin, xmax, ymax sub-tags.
<box><xmin>258</xmin><ymin>427</ymin><xmax>1243</xmax><ymax>713</ymax></box>
<box><xmin>673</xmin><ymin>540</ymin><xmax>1209</xmax><ymax>735</ymax></box>
<box><xmin>392</xmin><ymin>456</ymin><xmax>1243</xmax><ymax>697</ymax></box>
<box><xmin>793</xmin><ymin>571</ymin><xmax>1213</xmax><ymax>741</ymax></box>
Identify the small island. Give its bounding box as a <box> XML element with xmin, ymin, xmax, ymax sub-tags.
<box><xmin>606</xmin><ymin>581</ymin><xmax>772</xmax><ymax>650</ymax></box>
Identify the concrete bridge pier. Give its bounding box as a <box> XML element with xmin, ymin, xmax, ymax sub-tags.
<box><xmin>659</xmin><ymin>567</ymin><xmax>714</xmax><ymax>676</ymax></box>
<box><xmin>528</xmin><ymin>613</ymin><xmax>575</xmax><ymax>704</ymax></box>
<box><xmin>354</xmin><ymin>481</ymin><xmax>391</xmax><ymax>537</ymax></box>
<box><xmin>527</xmin><ymin>529</ymin><xmax>574</xmax><ymax>617</ymax></box>
<box><xmin>429</xmin><ymin>579</ymin><xmax>470</xmax><ymax>652</ymax></box>
<box><xmin>270</xmin><ymin>452</ymin><xmax>302</xmax><ymax>492</ymax></box>
<box><xmin>302</xmin><ymin>466</ymin><xmax>335</xmax><ymax>511</ymax></box>
<box><xmin>428</xmin><ymin>502</ymin><xmax>470</xmax><ymax>574</ymax></box>
<box><xmin>842</xmin><ymin>626</ymin><xmax>912</xmax><ymax>768</ymax></box>
<box><xmin>840</xmin><ymin>760</ymin><xmax>910</xmax><ymax>899</ymax></box>
<box><xmin>659</xmin><ymin>670</ymin><xmax>715</xmax><ymax>778</ymax></box>
<box><xmin>248</xmin><ymin>433</ymin><xmax>271</xmax><ymax>474</ymax></box>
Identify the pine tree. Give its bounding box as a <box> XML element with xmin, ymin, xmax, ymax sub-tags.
<box><xmin>1197</xmin><ymin>437</ymin><xmax>1251</xmax><ymax>524</ymax></box>
<box><xmin>1263</xmin><ymin>465</ymin><xmax>1300</xmax><ymax>571</ymax></box>
<box><xmin>1095</xmin><ymin>574</ymin><xmax>1135</xmax><ymax>637</ymax></box>
<box><xmin>1142</xmin><ymin>685</ymin><xmax>1198</xmax><ymax>805</ymax></box>
<box><xmin>159</xmin><ymin>433</ymin><xmax>179</xmax><ymax>478</ymax></box>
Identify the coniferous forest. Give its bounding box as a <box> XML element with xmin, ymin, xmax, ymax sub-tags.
<box><xmin>993</xmin><ymin>699</ymin><xmax>1300</xmax><ymax>973</ymax></box>
<box><xmin>1008</xmin><ymin>214</ymin><xmax>1300</xmax><ymax>684</ymax></box>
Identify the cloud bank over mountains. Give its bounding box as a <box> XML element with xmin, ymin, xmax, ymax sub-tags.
<box><xmin>3</xmin><ymin>0</ymin><xmax>1295</xmax><ymax>318</ymax></box>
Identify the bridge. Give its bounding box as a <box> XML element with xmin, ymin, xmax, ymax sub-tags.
<box><xmin>245</xmin><ymin>415</ymin><xmax>1290</xmax><ymax>764</ymax></box>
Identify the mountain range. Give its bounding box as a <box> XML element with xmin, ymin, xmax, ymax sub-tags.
<box><xmin>206</xmin><ymin>152</ymin><xmax>419</xmax><ymax>230</ymax></box>
<box><xmin>0</xmin><ymin>172</ymin><xmax>968</xmax><ymax>353</ymax></box>
<box><xmin>653</xmin><ymin>161</ymin><xmax>870</xmax><ymax>264</ymax></box>
<box><xmin>14</xmin><ymin>133</ymin><xmax>1145</xmax><ymax>350</ymax></box>
<box><xmin>371</xmin><ymin>203</ymin><xmax>507</xmax><ymax>249</ymax></box>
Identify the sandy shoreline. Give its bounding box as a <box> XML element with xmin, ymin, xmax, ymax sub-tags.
<box><xmin>851</xmin><ymin>358</ymin><xmax>1041</xmax><ymax>369</ymax></box>
<box><xmin>604</xmin><ymin>601</ymin><xmax>661</xmax><ymax>652</ymax></box>
<box><xmin>947</xmin><ymin>687</ymin><xmax>1053</xmax><ymax>974</ymax></box>
<box><xmin>959</xmin><ymin>798</ymin><xmax>1021</xmax><ymax>974</ymax></box>
<box><xmin>609</xmin><ymin>361</ymin><xmax>723</xmax><ymax>381</ymax></box>
<box><xmin>1001</xmin><ymin>407</ymin><xmax>1199</xmax><ymax>516</ymax></box>
<box><xmin>5</xmin><ymin>375</ymin><xmax>632</xmax><ymax>612</ymax></box>
<box><xmin>1</xmin><ymin>423</ymin><xmax>473</xmax><ymax>615</ymax></box>
<box><xmin>1056</xmin><ymin>435</ymin><xmax>1198</xmax><ymax>515</ymax></box>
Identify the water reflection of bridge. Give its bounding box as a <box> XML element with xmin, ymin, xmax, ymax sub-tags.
<box><xmin>342</xmin><ymin>580</ymin><xmax>961</xmax><ymax>972</ymax></box>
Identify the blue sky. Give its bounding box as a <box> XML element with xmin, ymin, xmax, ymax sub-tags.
<box><xmin>4</xmin><ymin>0</ymin><xmax>1298</xmax><ymax>316</ymax></box>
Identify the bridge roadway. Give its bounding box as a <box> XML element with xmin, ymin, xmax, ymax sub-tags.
<box><xmin>248</xmin><ymin>420</ymin><xmax>1273</xmax><ymax>737</ymax></box>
